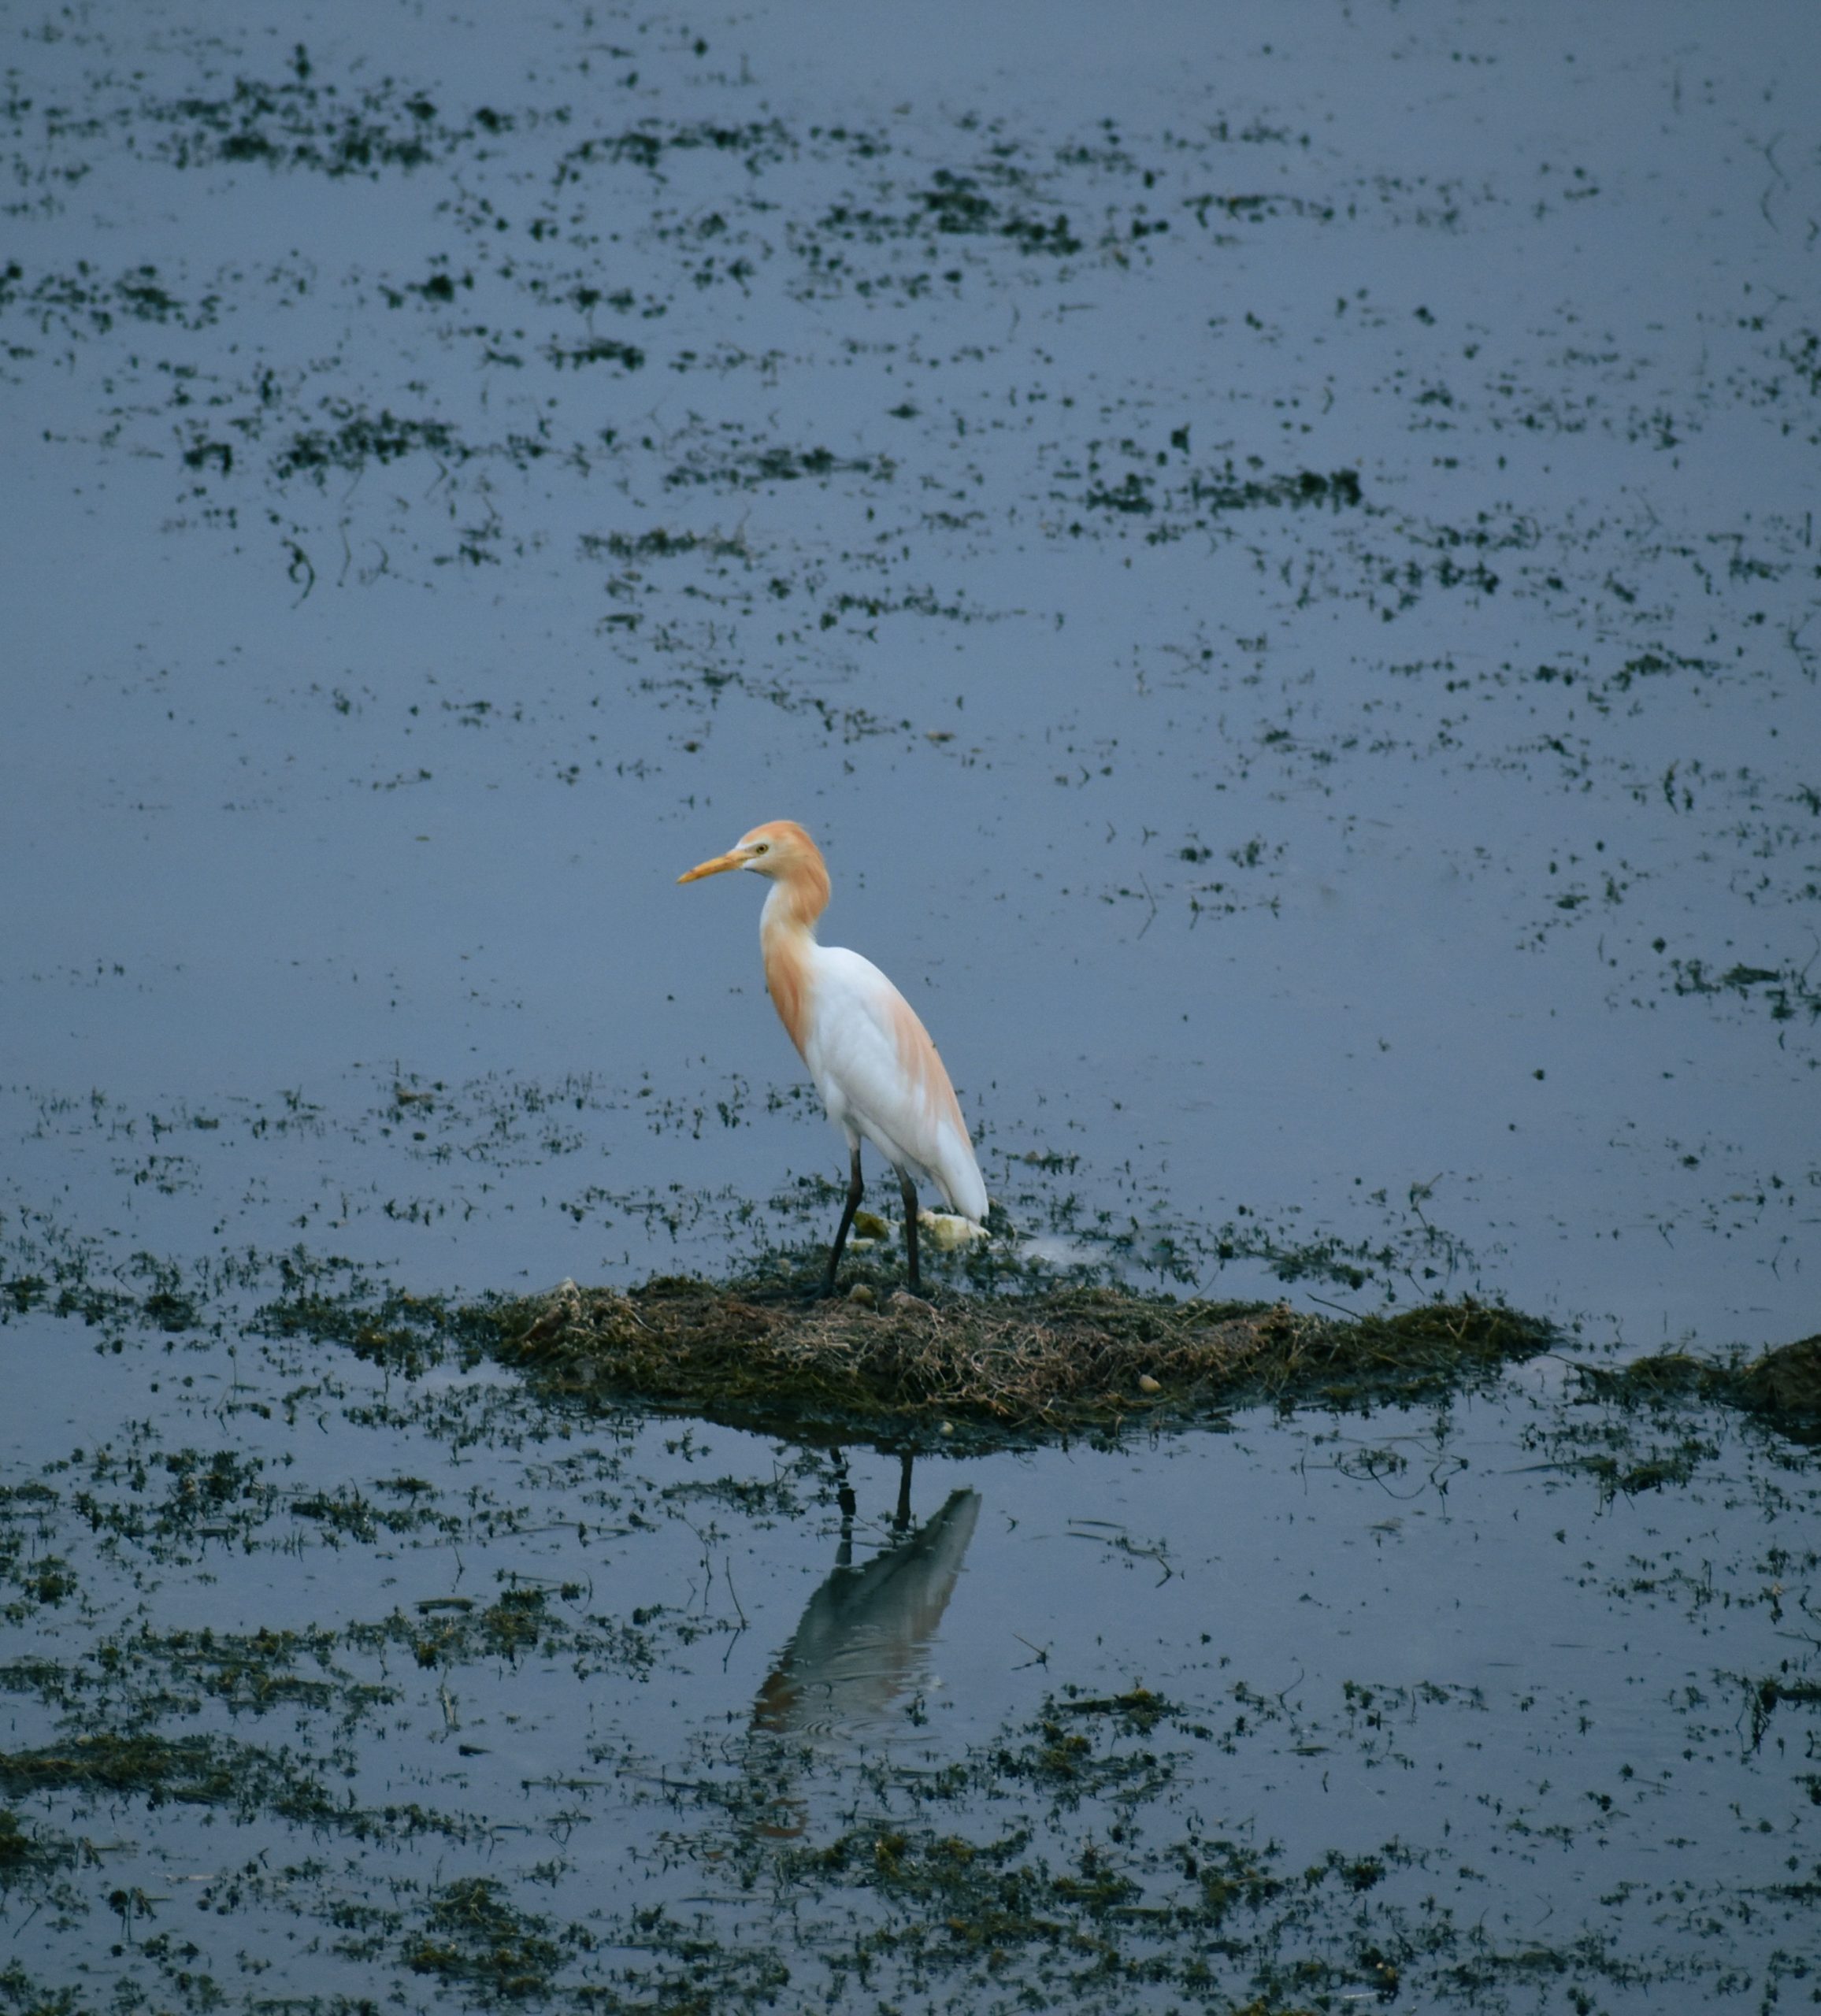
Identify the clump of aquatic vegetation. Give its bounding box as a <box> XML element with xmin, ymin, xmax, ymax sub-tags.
<box><xmin>471</xmin><ymin>1275</ymin><xmax>1556</xmax><ymax>1442</ymax></box>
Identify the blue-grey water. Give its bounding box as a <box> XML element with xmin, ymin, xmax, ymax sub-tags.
<box><xmin>2</xmin><ymin>1</ymin><xmax>1816</xmax><ymax>2008</ymax></box>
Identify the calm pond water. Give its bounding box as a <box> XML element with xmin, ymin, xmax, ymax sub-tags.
<box><xmin>2</xmin><ymin>0</ymin><xmax>1816</xmax><ymax>2007</ymax></box>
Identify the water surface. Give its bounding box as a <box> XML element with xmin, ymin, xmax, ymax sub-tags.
<box><xmin>2</xmin><ymin>0</ymin><xmax>1817</xmax><ymax>2005</ymax></box>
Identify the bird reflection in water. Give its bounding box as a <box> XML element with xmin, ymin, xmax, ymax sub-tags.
<box><xmin>748</xmin><ymin>1453</ymin><xmax>979</xmax><ymax>1829</ymax></box>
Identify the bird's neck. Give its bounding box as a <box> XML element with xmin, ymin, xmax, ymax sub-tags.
<box><xmin>759</xmin><ymin>861</ymin><xmax>829</xmax><ymax>1058</ymax></box>
<box><xmin>759</xmin><ymin>854</ymin><xmax>830</xmax><ymax>941</ymax></box>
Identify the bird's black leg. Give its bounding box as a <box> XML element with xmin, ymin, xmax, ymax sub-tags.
<box><xmin>899</xmin><ymin>1169</ymin><xmax>921</xmax><ymax>1292</ymax></box>
<box><xmin>832</xmin><ymin>1450</ymin><xmax>856</xmax><ymax>1564</ymax></box>
<box><xmin>892</xmin><ymin>1450</ymin><xmax>915</xmax><ymax>1532</ymax></box>
<box><xmin>823</xmin><ymin>1144</ymin><xmax>865</xmax><ymax>1295</ymax></box>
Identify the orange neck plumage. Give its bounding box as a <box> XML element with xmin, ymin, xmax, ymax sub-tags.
<box><xmin>758</xmin><ymin>843</ymin><xmax>830</xmax><ymax>1058</ymax></box>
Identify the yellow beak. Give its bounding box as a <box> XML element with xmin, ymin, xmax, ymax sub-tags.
<box><xmin>677</xmin><ymin>850</ymin><xmax>745</xmax><ymax>884</ymax></box>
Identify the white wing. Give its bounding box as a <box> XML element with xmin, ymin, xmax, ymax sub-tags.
<box><xmin>803</xmin><ymin>946</ymin><xmax>988</xmax><ymax>1221</ymax></box>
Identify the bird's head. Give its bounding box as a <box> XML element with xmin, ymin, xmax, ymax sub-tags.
<box><xmin>678</xmin><ymin>819</ymin><xmax>821</xmax><ymax>886</ymax></box>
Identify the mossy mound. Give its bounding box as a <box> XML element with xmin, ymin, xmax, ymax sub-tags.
<box><xmin>488</xmin><ymin>1279</ymin><xmax>1552</xmax><ymax>1443</ymax></box>
<box><xmin>1578</xmin><ymin>1333</ymin><xmax>1821</xmax><ymax>1442</ymax></box>
<box><xmin>1734</xmin><ymin>1333</ymin><xmax>1821</xmax><ymax>1420</ymax></box>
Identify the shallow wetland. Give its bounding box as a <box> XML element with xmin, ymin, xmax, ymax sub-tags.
<box><xmin>2</xmin><ymin>0</ymin><xmax>1818</xmax><ymax>2009</ymax></box>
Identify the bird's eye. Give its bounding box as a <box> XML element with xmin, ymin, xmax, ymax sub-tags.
<box><xmin>753</xmin><ymin>843</ymin><xmax>770</xmax><ymax>854</ymax></box>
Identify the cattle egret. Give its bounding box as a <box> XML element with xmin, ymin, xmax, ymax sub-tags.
<box><xmin>679</xmin><ymin>820</ymin><xmax>988</xmax><ymax>1292</ymax></box>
